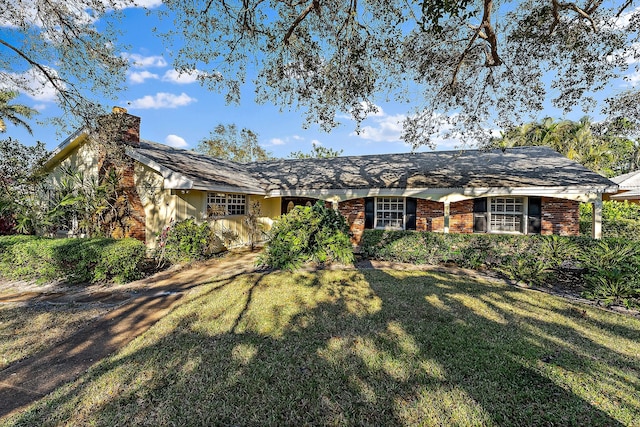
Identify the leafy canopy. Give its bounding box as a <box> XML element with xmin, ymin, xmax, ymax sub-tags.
<box><xmin>196</xmin><ymin>124</ymin><xmax>273</xmax><ymax>163</ymax></box>
<box><xmin>2</xmin><ymin>1</ymin><xmax>639</xmax><ymax>147</ymax></box>
<box><xmin>0</xmin><ymin>0</ymin><xmax>130</xmax><ymax>128</ymax></box>
<box><xmin>289</xmin><ymin>142</ymin><xmax>344</xmax><ymax>159</ymax></box>
<box><xmin>158</xmin><ymin>0</ymin><xmax>639</xmax><ymax>147</ymax></box>
<box><xmin>492</xmin><ymin>116</ymin><xmax>640</xmax><ymax>177</ymax></box>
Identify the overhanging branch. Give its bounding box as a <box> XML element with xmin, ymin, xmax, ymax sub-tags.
<box><xmin>284</xmin><ymin>0</ymin><xmax>320</xmax><ymax>45</ymax></box>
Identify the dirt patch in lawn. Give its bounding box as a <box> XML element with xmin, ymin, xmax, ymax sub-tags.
<box><xmin>0</xmin><ymin>249</ymin><xmax>261</xmax><ymax>419</ymax></box>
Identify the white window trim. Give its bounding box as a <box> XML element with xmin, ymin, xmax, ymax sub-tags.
<box><xmin>206</xmin><ymin>192</ymin><xmax>247</xmax><ymax>217</ymax></box>
<box><xmin>374</xmin><ymin>196</ymin><xmax>406</xmax><ymax>230</ymax></box>
<box><xmin>487</xmin><ymin>196</ymin><xmax>529</xmax><ymax>235</ymax></box>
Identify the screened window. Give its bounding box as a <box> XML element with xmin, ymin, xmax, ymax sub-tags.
<box><xmin>376</xmin><ymin>197</ymin><xmax>405</xmax><ymax>229</ymax></box>
<box><xmin>490</xmin><ymin>197</ymin><xmax>524</xmax><ymax>233</ymax></box>
<box><xmin>206</xmin><ymin>193</ymin><xmax>246</xmax><ymax>216</ymax></box>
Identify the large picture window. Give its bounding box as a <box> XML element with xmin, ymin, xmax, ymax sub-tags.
<box><xmin>489</xmin><ymin>197</ymin><xmax>524</xmax><ymax>233</ymax></box>
<box><xmin>375</xmin><ymin>197</ymin><xmax>405</xmax><ymax>229</ymax></box>
<box><xmin>206</xmin><ymin>193</ymin><xmax>246</xmax><ymax>216</ymax></box>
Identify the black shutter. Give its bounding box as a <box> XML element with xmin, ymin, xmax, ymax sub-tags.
<box><xmin>364</xmin><ymin>197</ymin><xmax>375</xmax><ymax>229</ymax></box>
<box><xmin>473</xmin><ymin>198</ymin><xmax>488</xmax><ymax>233</ymax></box>
<box><xmin>528</xmin><ymin>197</ymin><xmax>542</xmax><ymax>234</ymax></box>
<box><xmin>405</xmin><ymin>197</ymin><xmax>417</xmax><ymax>230</ymax></box>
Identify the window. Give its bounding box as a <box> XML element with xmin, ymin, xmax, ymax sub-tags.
<box><xmin>490</xmin><ymin>197</ymin><xmax>524</xmax><ymax>233</ymax></box>
<box><xmin>375</xmin><ymin>197</ymin><xmax>405</xmax><ymax>229</ymax></box>
<box><xmin>206</xmin><ymin>193</ymin><xmax>246</xmax><ymax>217</ymax></box>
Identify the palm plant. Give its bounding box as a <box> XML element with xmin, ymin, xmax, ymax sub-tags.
<box><xmin>0</xmin><ymin>91</ymin><xmax>38</xmax><ymax>134</ymax></box>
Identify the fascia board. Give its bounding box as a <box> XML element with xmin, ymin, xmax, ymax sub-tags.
<box><xmin>267</xmin><ymin>185</ymin><xmax>619</xmax><ymax>203</ymax></box>
<box><xmin>43</xmin><ymin>129</ymin><xmax>88</xmax><ymax>170</ymax></box>
<box><xmin>191</xmin><ymin>184</ymin><xmax>266</xmax><ymax>195</ymax></box>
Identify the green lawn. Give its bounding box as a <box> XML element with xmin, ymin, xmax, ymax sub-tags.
<box><xmin>4</xmin><ymin>268</ymin><xmax>640</xmax><ymax>426</ymax></box>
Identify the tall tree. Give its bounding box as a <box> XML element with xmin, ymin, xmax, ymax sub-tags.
<box><xmin>289</xmin><ymin>142</ymin><xmax>343</xmax><ymax>159</ymax></box>
<box><xmin>493</xmin><ymin>117</ymin><xmax>639</xmax><ymax>177</ymax></box>
<box><xmin>1</xmin><ymin>0</ymin><xmax>133</xmax><ymax>128</ymax></box>
<box><xmin>0</xmin><ymin>91</ymin><xmax>38</xmax><ymax>134</ymax></box>
<box><xmin>158</xmin><ymin>0</ymin><xmax>639</xmax><ymax>148</ymax></box>
<box><xmin>196</xmin><ymin>124</ymin><xmax>273</xmax><ymax>163</ymax></box>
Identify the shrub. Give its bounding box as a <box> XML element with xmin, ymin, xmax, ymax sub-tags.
<box><xmin>360</xmin><ymin>230</ymin><xmax>640</xmax><ymax>306</ymax></box>
<box><xmin>0</xmin><ymin>236</ymin><xmax>147</xmax><ymax>284</ymax></box>
<box><xmin>160</xmin><ymin>218</ymin><xmax>225</xmax><ymax>265</ymax></box>
<box><xmin>258</xmin><ymin>202</ymin><xmax>354</xmax><ymax>270</ymax></box>
<box><xmin>578</xmin><ymin>239</ymin><xmax>640</xmax><ymax>307</ymax></box>
<box><xmin>580</xmin><ymin>201</ymin><xmax>640</xmax><ymax>240</ymax></box>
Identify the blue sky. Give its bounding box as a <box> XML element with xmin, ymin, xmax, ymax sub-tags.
<box><xmin>3</xmin><ymin>2</ymin><xmax>640</xmax><ymax>157</ymax></box>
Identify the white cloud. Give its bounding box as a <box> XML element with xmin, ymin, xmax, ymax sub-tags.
<box><xmin>310</xmin><ymin>139</ymin><xmax>322</xmax><ymax>146</ymax></box>
<box><xmin>128</xmin><ymin>92</ymin><xmax>197</xmax><ymax>109</ymax></box>
<box><xmin>611</xmin><ymin>6</ymin><xmax>640</xmax><ymax>30</ymax></box>
<box><xmin>122</xmin><ymin>53</ymin><xmax>167</xmax><ymax>68</ymax></box>
<box><xmin>0</xmin><ymin>67</ymin><xmax>62</xmax><ymax>103</ymax></box>
<box><xmin>128</xmin><ymin>70</ymin><xmax>159</xmax><ymax>84</ymax></box>
<box><xmin>162</xmin><ymin>69</ymin><xmax>202</xmax><ymax>84</ymax></box>
<box><xmin>124</xmin><ymin>0</ymin><xmax>163</xmax><ymax>8</ymax></box>
<box><xmin>627</xmin><ymin>71</ymin><xmax>640</xmax><ymax>87</ymax></box>
<box><xmin>270</xmin><ymin>138</ymin><xmax>286</xmax><ymax>145</ymax></box>
<box><xmin>165</xmin><ymin>134</ymin><xmax>188</xmax><ymax>148</ymax></box>
<box><xmin>352</xmin><ymin>113</ymin><xmax>406</xmax><ymax>143</ymax></box>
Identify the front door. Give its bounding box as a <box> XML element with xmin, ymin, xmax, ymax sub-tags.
<box><xmin>281</xmin><ymin>197</ymin><xmax>317</xmax><ymax>214</ymax></box>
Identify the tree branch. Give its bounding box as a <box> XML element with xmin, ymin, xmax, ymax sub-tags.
<box><xmin>0</xmin><ymin>38</ymin><xmax>68</xmax><ymax>103</ymax></box>
<box><xmin>616</xmin><ymin>0</ymin><xmax>633</xmax><ymax>17</ymax></box>
<box><xmin>550</xmin><ymin>0</ymin><xmax>598</xmax><ymax>34</ymax></box>
<box><xmin>284</xmin><ymin>0</ymin><xmax>320</xmax><ymax>45</ymax></box>
<box><xmin>450</xmin><ymin>0</ymin><xmax>501</xmax><ymax>87</ymax></box>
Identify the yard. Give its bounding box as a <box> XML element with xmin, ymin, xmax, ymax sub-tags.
<box><xmin>2</xmin><ymin>266</ymin><xmax>639</xmax><ymax>426</ymax></box>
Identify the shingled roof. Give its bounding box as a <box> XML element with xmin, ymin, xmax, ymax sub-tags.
<box><xmin>129</xmin><ymin>140</ymin><xmax>265</xmax><ymax>194</ymax></box>
<box><xmin>124</xmin><ymin>143</ymin><xmax>616</xmax><ymax>195</ymax></box>
<box><xmin>609</xmin><ymin>170</ymin><xmax>640</xmax><ymax>200</ymax></box>
<box><xmin>245</xmin><ymin>146</ymin><xmax>616</xmax><ymax>192</ymax></box>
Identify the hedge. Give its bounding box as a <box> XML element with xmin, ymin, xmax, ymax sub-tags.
<box><xmin>0</xmin><ymin>236</ymin><xmax>147</xmax><ymax>284</ymax></box>
<box><xmin>360</xmin><ymin>230</ymin><xmax>640</xmax><ymax>307</ymax></box>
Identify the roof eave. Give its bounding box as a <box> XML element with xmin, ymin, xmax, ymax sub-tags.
<box><xmin>267</xmin><ymin>184</ymin><xmax>619</xmax><ymax>202</ymax></box>
<box><xmin>43</xmin><ymin>128</ymin><xmax>89</xmax><ymax>171</ymax></box>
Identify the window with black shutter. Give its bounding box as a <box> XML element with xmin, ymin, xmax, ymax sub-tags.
<box><xmin>364</xmin><ymin>197</ymin><xmax>374</xmax><ymax>229</ymax></box>
<box><xmin>473</xmin><ymin>197</ymin><xmax>488</xmax><ymax>233</ymax></box>
<box><xmin>405</xmin><ymin>197</ymin><xmax>417</xmax><ymax>230</ymax></box>
<box><xmin>528</xmin><ymin>197</ymin><xmax>542</xmax><ymax>234</ymax></box>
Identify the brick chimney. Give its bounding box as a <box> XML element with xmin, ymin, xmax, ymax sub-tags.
<box><xmin>97</xmin><ymin>107</ymin><xmax>141</xmax><ymax>147</ymax></box>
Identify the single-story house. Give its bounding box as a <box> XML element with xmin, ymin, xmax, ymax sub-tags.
<box><xmin>43</xmin><ymin>110</ymin><xmax>618</xmax><ymax>247</ymax></box>
<box><xmin>606</xmin><ymin>170</ymin><xmax>640</xmax><ymax>203</ymax></box>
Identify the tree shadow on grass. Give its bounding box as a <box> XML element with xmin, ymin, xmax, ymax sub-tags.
<box><xmin>3</xmin><ymin>267</ymin><xmax>638</xmax><ymax>426</ymax></box>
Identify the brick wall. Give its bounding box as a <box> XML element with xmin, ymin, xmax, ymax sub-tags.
<box><xmin>338</xmin><ymin>198</ymin><xmax>366</xmax><ymax>245</ymax></box>
<box><xmin>337</xmin><ymin>196</ymin><xmax>580</xmax><ymax>242</ymax></box>
<box><xmin>120</xmin><ymin>160</ymin><xmax>146</xmax><ymax>242</ymax></box>
<box><xmin>417</xmin><ymin>199</ymin><xmax>444</xmax><ymax>232</ymax></box>
<box><xmin>450</xmin><ymin>199</ymin><xmax>474</xmax><ymax>233</ymax></box>
<box><xmin>95</xmin><ymin>109</ymin><xmax>146</xmax><ymax>243</ymax></box>
<box><xmin>541</xmin><ymin>197</ymin><xmax>580</xmax><ymax>236</ymax></box>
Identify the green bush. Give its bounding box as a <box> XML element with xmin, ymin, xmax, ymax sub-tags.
<box><xmin>0</xmin><ymin>236</ymin><xmax>147</xmax><ymax>284</ymax></box>
<box><xmin>578</xmin><ymin>239</ymin><xmax>640</xmax><ymax>307</ymax></box>
<box><xmin>159</xmin><ymin>218</ymin><xmax>224</xmax><ymax>265</ymax></box>
<box><xmin>580</xmin><ymin>201</ymin><xmax>640</xmax><ymax>240</ymax></box>
<box><xmin>360</xmin><ymin>230</ymin><xmax>640</xmax><ymax>306</ymax></box>
<box><xmin>258</xmin><ymin>202</ymin><xmax>354</xmax><ymax>270</ymax></box>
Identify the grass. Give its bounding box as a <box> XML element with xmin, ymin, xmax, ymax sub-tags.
<box><xmin>3</xmin><ymin>268</ymin><xmax>640</xmax><ymax>426</ymax></box>
<box><xmin>0</xmin><ymin>303</ymin><xmax>109</xmax><ymax>370</ymax></box>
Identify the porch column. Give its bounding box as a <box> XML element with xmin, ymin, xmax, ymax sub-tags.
<box><xmin>444</xmin><ymin>201</ymin><xmax>450</xmax><ymax>234</ymax></box>
<box><xmin>592</xmin><ymin>195</ymin><xmax>603</xmax><ymax>239</ymax></box>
